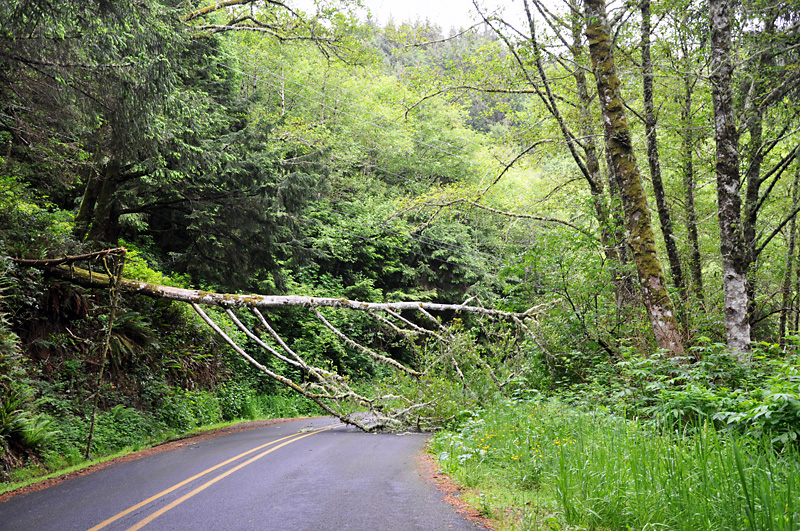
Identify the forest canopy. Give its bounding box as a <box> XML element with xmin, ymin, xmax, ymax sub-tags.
<box><xmin>2</xmin><ymin>0</ymin><xmax>800</xmax><ymax>499</ymax></box>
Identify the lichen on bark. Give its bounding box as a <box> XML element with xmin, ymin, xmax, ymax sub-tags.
<box><xmin>585</xmin><ymin>0</ymin><xmax>684</xmax><ymax>356</ymax></box>
<box><xmin>709</xmin><ymin>0</ymin><xmax>751</xmax><ymax>358</ymax></box>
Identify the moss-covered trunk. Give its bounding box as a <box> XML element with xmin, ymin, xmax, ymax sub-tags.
<box><xmin>585</xmin><ymin>0</ymin><xmax>684</xmax><ymax>356</ymax></box>
<box><xmin>566</xmin><ymin>4</ymin><xmax>637</xmax><ymax>307</ymax></box>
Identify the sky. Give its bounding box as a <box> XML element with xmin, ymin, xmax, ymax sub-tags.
<box><xmin>294</xmin><ymin>0</ymin><xmax>515</xmax><ymax>32</ymax></box>
<box><xmin>360</xmin><ymin>0</ymin><xmax>481</xmax><ymax>31</ymax></box>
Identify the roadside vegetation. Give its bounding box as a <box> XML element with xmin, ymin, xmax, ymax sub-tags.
<box><xmin>432</xmin><ymin>396</ymin><xmax>799</xmax><ymax>531</ymax></box>
<box><xmin>432</xmin><ymin>344</ymin><xmax>800</xmax><ymax>530</ymax></box>
<box><xmin>2</xmin><ymin>1</ymin><xmax>800</xmax><ymax>528</ymax></box>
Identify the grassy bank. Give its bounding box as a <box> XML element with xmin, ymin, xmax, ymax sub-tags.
<box><xmin>431</xmin><ymin>399</ymin><xmax>800</xmax><ymax>530</ymax></box>
<box><xmin>1</xmin><ymin>392</ymin><xmax>321</xmax><ymax>494</ymax></box>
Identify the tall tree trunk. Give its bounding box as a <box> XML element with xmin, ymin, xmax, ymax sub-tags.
<box><xmin>681</xmin><ymin>73</ymin><xmax>705</xmax><ymax>302</ymax></box>
<box><xmin>569</xmin><ymin>7</ymin><xmax>612</xmax><ymax>259</ymax></box>
<box><xmin>585</xmin><ymin>0</ymin><xmax>684</xmax><ymax>356</ymax></box>
<box><xmin>74</xmin><ymin>167</ymin><xmax>101</xmax><ymax>241</ymax></box>
<box><xmin>641</xmin><ymin>0</ymin><xmax>685</xmax><ymax>299</ymax></box>
<box><xmin>741</xmin><ymin>12</ymin><xmax>777</xmax><ymax>326</ymax></box>
<box><xmin>710</xmin><ymin>0</ymin><xmax>751</xmax><ymax>358</ymax></box>
<box><xmin>605</xmin><ymin>149</ymin><xmax>630</xmax><ymax>265</ymax></box>
<box><xmin>566</xmin><ymin>2</ymin><xmax>635</xmax><ymax>305</ymax></box>
<box><xmin>86</xmin><ymin>158</ymin><xmax>122</xmax><ymax>243</ymax></box>
<box><xmin>779</xmin><ymin>171</ymin><xmax>799</xmax><ymax>348</ymax></box>
<box><xmin>522</xmin><ymin>0</ymin><xmax>634</xmax><ymax>305</ymax></box>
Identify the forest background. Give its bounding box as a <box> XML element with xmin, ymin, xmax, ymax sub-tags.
<box><xmin>1</xmin><ymin>0</ymin><xmax>799</xmax><ymax>528</ymax></box>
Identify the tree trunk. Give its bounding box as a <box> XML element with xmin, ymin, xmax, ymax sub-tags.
<box><xmin>585</xmin><ymin>0</ymin><xmax>684</xmax><ymax>356</ymax></box>
<box><xmin>566</xmin><ymin>2</ymin><xmax>635</xmax><ymax>305</ymax></box>
<box><xmin>605</xmin><ymin>149</ymin><xmax>630</xmax><ymax>265</ymax></box>
<box><xmin>74</xmin><ymin>168</ymin><xmax>101</xmax><ymax>241</ymax></box>
<box><xmin>641</xmin><ymin>0</ymin><xmax>685</xmax><ymax>299</ymax></box>
<box><xmin>522</xmin><ymin>0</ymin><xmax>634</xmax><ymax>305</ymax></box>
<box><xmin>86</xmin><ymin>158</ymin><xmax>122</xmax><ymax>243</ymax></box>
<box><xmin>15</xmin><ymin>251</ymin><xmax>537</xmax><ymax>432</ymax></box>
<box><xmin>32</xmin><ymin>261</ymin><xmax>533</xmax><ymax>319</ymax></box>
<box><xmin>709</xmin><ymin>0</ymin><xmax>751</xmax><ymax>358</ymax></box>
<box><xmin>779</xmin><ymin>171</ymin><xmax>799</xmax><ymax>348</ymax></box>
<box><xmin>681</xmin><ymin>73</ymin><xmax>705</xmax><ymax>302</ymax></box>
<box><xmin>569</xmin><ymin>8</ymin><xmax>612</xmax><ymax>259</ymax></box>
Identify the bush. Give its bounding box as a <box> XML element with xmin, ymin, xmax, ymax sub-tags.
<box><xmin>217</xmin><ymin>381</ymin><xmax>257</xmax><ymax>421</ymax></box>
<box><xmin>157</xmin><ymin>388</ymin><xmax>221</xmax><ymax>432</ymax></box>
<box><xmin>555</xmin><ymin>342</ymin><xmax>800</xmax><ymax>448</ymax></box>
<box><xmin>91</xmin><ymin>405</ymin><xmax>163</xmax><ymax>454</ymax></box>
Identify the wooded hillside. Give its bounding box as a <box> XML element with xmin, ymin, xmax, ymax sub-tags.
<box><xmin>2</xmin><ymin>0</ymin><xmax>799</xmax><ymax>505</ymax></box>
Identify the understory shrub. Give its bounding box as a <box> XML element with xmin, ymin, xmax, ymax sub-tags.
<box><xmin>217</xmin><ymin>381</ymin><xmax>258</xmax><ymax>420</ymax></box>
<box><xmin>433</xmin><ymin>398</ymin><xmax>800</xmax><ymax>531</ymax></box>
<box><xmin>556</xmin><ymin>342</ymin><xmax>800</xmax><ymax>448</ymax></box>
<box><xmin>157</xmin><ymin>388</ymin><xmax>222</xmax><ymax>432</ymax></box>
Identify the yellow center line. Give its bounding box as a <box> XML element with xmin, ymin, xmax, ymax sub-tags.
<box><xmin>123</xmin><ymin>425</ymin><xmax>337</xmax><ymax>531</ymax></box>
<box><xmin>87</xmin><ymin>424</ymin><xmax>340</xmax><ymax>531</ymax></box>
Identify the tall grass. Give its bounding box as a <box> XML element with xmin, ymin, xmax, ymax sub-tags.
<box><xmin>432</xmin><ymin>399</ymin><xmax>800</xmax><ymax>530</ymax></box>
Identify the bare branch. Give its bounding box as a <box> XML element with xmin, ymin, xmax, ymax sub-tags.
<box><xmin>225</xmin><ymin>309</ymin><xmax>303</xmax><ymax>368</ymax></box>
<box><xmin>402</xmin><ymin>23</ymin><xmax>485</xmax><ymax>47</ymax></box>
<box><xmin>439</xmin><ymin>197</ymin><xmax>597</xmax><ymax>238</ymax></box>
<box><xmin>191</xmin><ymin>302</ymin><xmax>373</xmax><ymax>431</ymax></box>
<box><xmin>312</xmin><ymin>308</ymin><xmax>421</xmax><ymax>377</ymax></box>
<box><xmin>38</xmin><ymin>263</ymin><xmax>529</xmax><ymax>320</ymax></box>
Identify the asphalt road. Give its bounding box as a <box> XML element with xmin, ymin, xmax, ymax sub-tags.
<box><xmin>0</xmin><ymin>417</ymin><xmax>487</xmax><ymax>530</ymax></box>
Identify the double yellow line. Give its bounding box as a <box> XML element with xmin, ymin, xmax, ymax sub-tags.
<box><xmin>88</xmin><ymin>424</ymin><xmax>339</xmax><ymax>531</ymax></box>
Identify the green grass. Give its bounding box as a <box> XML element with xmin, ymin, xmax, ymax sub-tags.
<box><xmin>1</xmin><ymin>393</ymin><xmax>321</xmax><ymax>496</ymax></box>
<box><xmin>431</xmin><ymin>398</ymin><xmax>800</xmax><ymax>530</ymax></box>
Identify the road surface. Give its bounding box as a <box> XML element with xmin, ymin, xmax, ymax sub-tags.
<box><xmin>0</xmin><ymin>417</ymin><xmax>487</xmax><ymax>530</ymax></box>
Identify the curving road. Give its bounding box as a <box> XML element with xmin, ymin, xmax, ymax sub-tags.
<box><xmin>0</xmin><ymin>418</ymin><xmax>486</xmax><ymax>530</ymax></box>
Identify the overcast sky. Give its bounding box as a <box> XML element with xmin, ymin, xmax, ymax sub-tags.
<box><xmin>293</xmin><ymin>0</ymin><xmax>518</xmax><ymax>32</ymax></box>
<box><xmin>360</xmin><ymin>0</ymin><xmax>480</xmax><ymax>30</ymax></box>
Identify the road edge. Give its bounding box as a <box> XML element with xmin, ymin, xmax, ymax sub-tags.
<box><xmin>0</xmin><ymin>417</ymin><xmax>303</xmax><ymax>503</ymax></box>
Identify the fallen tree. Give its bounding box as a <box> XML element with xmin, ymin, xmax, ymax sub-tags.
<box><xmin>14</xmin><ymin>248</ymin><xmax>542</xmax><ymax>432</ymax></box>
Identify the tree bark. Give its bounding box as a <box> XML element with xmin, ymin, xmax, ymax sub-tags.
<box><xmin>779</xmin><ymin>171</ymin><xmax>799</xmax><ymax>348</ymax></box>
<box><xmin>585</xmin><ymin>0</ymin><xmax>684</xmax><ymax>356</ymax></box>
<box><xmin>520</xmin><ymin>0</ymin><xmax>635</xmax><ymax>305</ymax></box>
<box><xmin>86</xmin><ymin>158</ymin><xmax>122</xmax><ymax>243</ymax></box>
<box><xmin>566</xmin><ymin>4</ymin><xmax>624</xmax><ymax>264</ymax></box>
<box><xmin>565</xmin><ymin>1</ymin><xmax>636</xmax><ymax>306</ymax></box>
<box><xmin>681</xmin><ymin>72</ymin><xmax>705</xmax><ymax>302</ymax></box>
<box><xmin>35</xmin><ymin>262</ymin><xmax>531</xmax><ymax>319</ymax></box>
<box><xmin>74</xmin><ymin>168</ymin><xmax>101</xmax><ymax>241</ymax></box>
<box><xmin>641</xmin><ymin>0</ymin><xmax>685</xmax><ymax>299</ymax></box>
<box><xmin>605</xmin><ymin>148</ymin><xmax>630</xmax><ymax>265</ymax></box>
<box><xmin>709</xmin><ymin>0</ymin><xmax>751</xmax><ymax>357</ymax></box>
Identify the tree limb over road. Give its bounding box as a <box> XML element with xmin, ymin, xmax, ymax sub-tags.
<box><xmin>15</xmin><ymin>249</ymin><xmax>542</xmax><ymax>433</ymax></box>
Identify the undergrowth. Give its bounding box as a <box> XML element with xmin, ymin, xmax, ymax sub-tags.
<box><xmin>432</xmin><ymin>398</ymin><xmax>800</xmax><ymax>530</ymax></box>
<box><xmin>1</xmin><ymin>391</ymin><xmax>322</xmax><ymax>492</ymax></box>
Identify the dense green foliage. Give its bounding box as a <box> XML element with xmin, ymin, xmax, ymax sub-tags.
<box><xmin>432</xmin><ymin>398</ymin><xmax>800</xmax><ymax>530</ymax></box>
<box><xmin>1</xmin><ymin>1</ymin><xmax>799</xmax><ymax>518</ymax></box>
